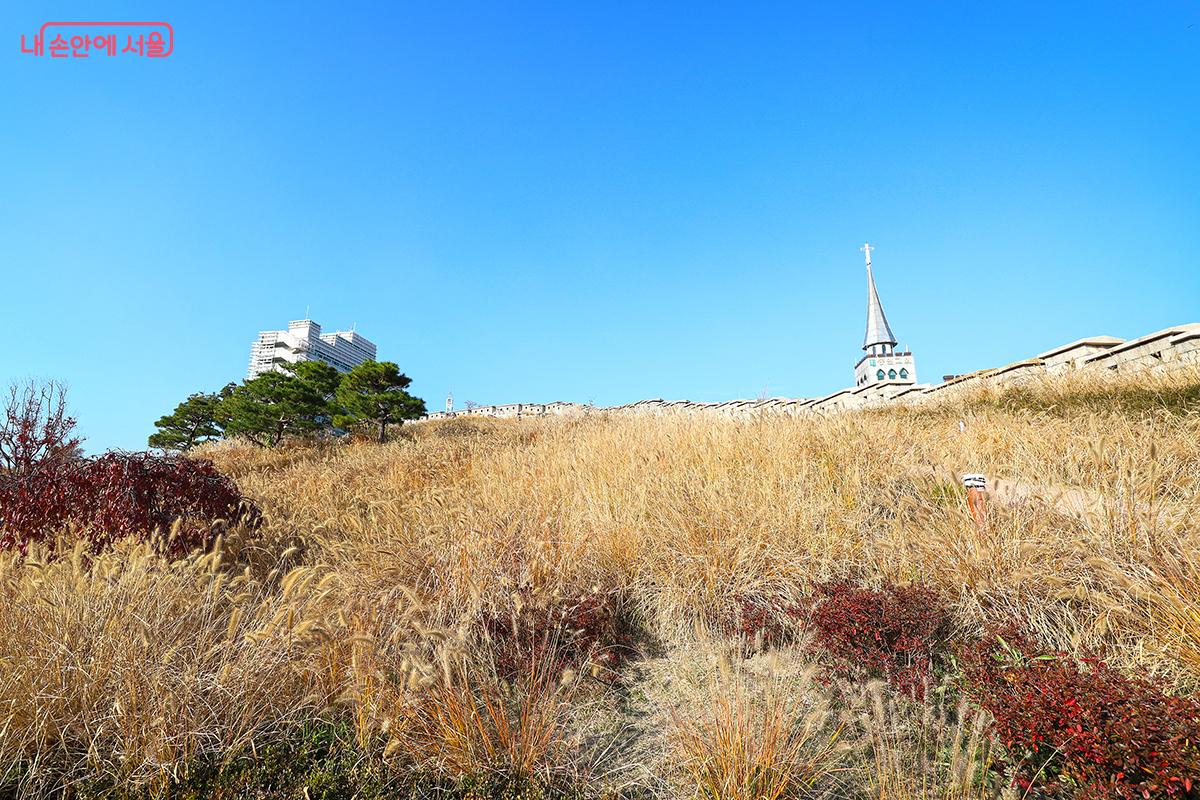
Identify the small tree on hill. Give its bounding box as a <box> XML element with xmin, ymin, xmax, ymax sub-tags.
<box><xmin>334</xmin><ymin>361</ymin><xmax>425</xmax><ymax>443</ymax></box>
<box><xmin>0</xmin><ymin>380</ymin><xmax>83</xmax><ymax>477</ymax></box>
<box><xmin>218</xmin><ymin>361</ymin><xmax>342</xmax><ymax>447</ymax></box>
<box><xmin>149</xmin><ymin>387</ymin><xmax>231</xmax><ymax>452</ymax></box>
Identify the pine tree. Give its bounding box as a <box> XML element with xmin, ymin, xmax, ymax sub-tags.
<box><xmin>334</xmin><ymin>361</ymin><xmax>425</xmax><ymax>443</ymax></box>
<box><xmin>148</xmin><ymin>389</ymin><xmax>227</xmax><ymax>451</ymax></box>
<box><xmin>217</xmin><ymin>362</ymin><xmax>342</xmax><ymax>447</ymax></box>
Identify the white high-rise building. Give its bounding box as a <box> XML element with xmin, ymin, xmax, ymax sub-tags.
<box><xmin>247</xmin><ymin>319</ymin><xmax>377</xmax><ymax>378</ymax></box>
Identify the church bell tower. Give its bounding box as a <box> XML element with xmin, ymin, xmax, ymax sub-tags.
<box><xmin>853</xmin><ymin>244</ymin><xmax>917</xmax><ymax>387</ymax></box>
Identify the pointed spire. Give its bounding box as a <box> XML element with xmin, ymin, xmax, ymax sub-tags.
<box><xmin>861</xmin><ymin>243</ymin><xmax>898</xmax><ymax>353</ymax></box>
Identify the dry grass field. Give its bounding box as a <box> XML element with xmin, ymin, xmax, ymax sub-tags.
<box><xmin>1</xmin><ymin>368</ymin><xmax>1198</xmax><ymax>799</ymax></box>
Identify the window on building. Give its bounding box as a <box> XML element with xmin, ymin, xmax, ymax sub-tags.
<box><xmin>888</xmin><ymin>369</ymin><xmax>897</xmax><ymax>379</ymax></box>
<box><xmin>876</xmin><ymin>369</ymin><xmax>885</xmax><ymax>380</ymax></box>
<box><xmin>899</xmin><ymin>368</ymin><xmax>909</xmax><ymax>379</ymax></box>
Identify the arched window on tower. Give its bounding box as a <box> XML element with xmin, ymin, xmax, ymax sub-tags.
<box><xmin>899</xmin><ymin>368</ymin><xmax>909</xmax><ymax>379</ymax></box>
<box><xmin>876</xmin><ymin>369</ymin><xmax>885</xmax><ymax>380</ymax></box>
<box><xmin>888</xmin><ymin>369</ymin><xmax>897</xmax><ymax>380</ymax></box>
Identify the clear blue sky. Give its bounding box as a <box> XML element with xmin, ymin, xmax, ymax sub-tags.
<box><xmin>2</xmin><ymin>2</ymin><xmax>1198</xmax><ymax>452</ymax></box>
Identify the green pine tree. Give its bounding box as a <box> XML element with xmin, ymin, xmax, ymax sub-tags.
<box><xmin>218</xmin><ymin>361</ymin><xmax>343</xmax><ymax>447</ymax></box>
<box><xmin>148</xmin><ymin>389</ymin><xmax>229</xmax><ymax>451</ymax></box>
<box><xmin>334</xmin><ymin>361</ymin><xmax>425</xmax><ymax>443</ymax></box>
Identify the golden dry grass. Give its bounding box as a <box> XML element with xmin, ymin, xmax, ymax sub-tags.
<box><xmin>0</xmin><ymin>366</ymin><xmax>1197</xmax><ymax>797</ymax></box>
<box><xmin>642</xmin><ymin>645</ymin><xmax>857</xmax><ymax>800</ymax></box>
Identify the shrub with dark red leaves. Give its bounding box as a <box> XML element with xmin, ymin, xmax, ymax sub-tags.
<box><xmin>962</xmin><ymin>630</ymin><xmax>1200</xmax><ymax>800</ymax></box>
<box><xmin>807</xmin><ymin>580</ymin><xmax>954</xmax><ymax>698</ymax></box>
<box><xmin>724</xmin><ymin>593</ymin><xmax>805</xmax><ymax>649</ymax></box>
<box><xmin>0</xmin><ymin>452</ymin><xmax>260</xmax><ymax>553</ymax></box>
<box><xmin>480</xmin><ymin>590</ymin><xmax>638</xmax><ymax>681</ymax></box>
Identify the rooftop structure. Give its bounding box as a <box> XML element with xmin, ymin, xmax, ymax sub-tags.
<box><xmin>247</xmin><ymin>319</ymin><xmax>377</xmax><ymax>378</ymax></box>
<box><xmin>853</xmin><ymin>244</ymin><xmax>917</xmax><ymax>388</ymax></box>
<box><xmin>862</xmin><ymin>243</ymin><xmax>898</xmax><ymax>354</ymax></box>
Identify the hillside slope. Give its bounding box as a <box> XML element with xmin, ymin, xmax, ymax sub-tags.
<box><xmin>2</xmin><ymin>368</ymin><xmax>1198</xmax><ymax>798</ymax></box>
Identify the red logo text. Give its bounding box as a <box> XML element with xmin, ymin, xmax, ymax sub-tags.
<box><xmin>20</xmin><ymin>21</ymin><xmax>174</xmax><ymax>59</ymax></box>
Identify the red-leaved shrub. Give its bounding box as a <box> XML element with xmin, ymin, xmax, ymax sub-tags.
<box><xmin>962</xmin><ymin>630</ymin><xmax>1200</xmax><ymax>799</ymax></box>
<box><xmin>480</xmin><ymin>590</ymin><xmax>637</xmax><ymax>681</ymax></box>
<box><xmin>0</xmin><ymin>452</ymin><xmax>260</xmax><ymax>553</ymax></box>
<box><xmin>0</xmin><ymin>380</ymin><xmax>81</xmax><ymax>478</ymax></box>
<box><xmin>725</xmin><ymin>593</ymin><xmax>805</xmax><ymax>649</ymax></box>
<box><xmin>807</xmin><ymin>580</ymin><xmax>953</xmax><ymax>698</ymax></box>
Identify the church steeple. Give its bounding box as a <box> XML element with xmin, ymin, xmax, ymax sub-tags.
<box><xmin>853</xmin><ymin>243</ymin><xmax>917</xmax><ymax>389</ymax></box>
<box><xmin>861</xmin><ymin>243</ymin><xmax>898</xmax><ymax>355</ymax></box>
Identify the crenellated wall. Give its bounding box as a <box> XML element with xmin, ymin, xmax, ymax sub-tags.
<box><xmin>413</xmin><ymin>322</ymin><xmax>1200</xmax><ymax>423</ymax></box>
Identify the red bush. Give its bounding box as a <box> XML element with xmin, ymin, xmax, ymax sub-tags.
<box><xmin>807</xmin><ymin>581</ymin><xmax>953</xmax><ymax>698</ymax></box>
<box><xmin>725</xmin><ymin>593</ymin><xmax>805</xmax><ymax>649</ymax></box>
<box><xmin>0</xmin><ymin>452</ymin><xmax>260</xmax><ymax>553</ymax></box>
<box><xmin>480</xmin><ymin>590</ymin><xmax>637</xmax><ymax>681</ymax></box>
<box><xmin>962</xmin><ymin>630</ymin><xmax>1200</xmax><ymax>800</ymax></box>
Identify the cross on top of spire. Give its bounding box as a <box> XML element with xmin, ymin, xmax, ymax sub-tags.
<box><xmin>861</xmin><ymin>242</ymin><xmax>898</xmax><ymax>352</ymax></box>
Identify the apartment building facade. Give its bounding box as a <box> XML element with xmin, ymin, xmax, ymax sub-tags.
<box><xmin>247</xmin><ymin>319</ymin><xmax>376</xmax><ymax>378</ymax></box>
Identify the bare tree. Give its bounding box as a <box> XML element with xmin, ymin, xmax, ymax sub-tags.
<box><xmin>0</xmin><ymin>380</ymin><xmax>84</xmax><ymax>477</ymax></box>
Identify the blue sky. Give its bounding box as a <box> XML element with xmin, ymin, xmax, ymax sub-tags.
<box><xmin>2</xmin><ymin>2</ymin><xmax>1198</xmax><ymax>451</ymax></box>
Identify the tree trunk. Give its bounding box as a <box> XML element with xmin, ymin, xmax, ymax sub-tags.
<box><xmin>378</xmin><ymin>419</ymin><xmax>386</xmax><ymax>444</ymax></box>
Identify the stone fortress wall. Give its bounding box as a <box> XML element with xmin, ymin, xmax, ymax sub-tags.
<box><xmin>418</xmin><ymin>321</ymin><xmax>1200</xmax><ymax>422</ymax></box>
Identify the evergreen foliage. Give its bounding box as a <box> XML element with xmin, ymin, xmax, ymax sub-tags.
<box><xmin>334</xmin><ymin>361</ymin><xmax>425</xmax><ymax>443</ymax></box>
<box><xmin>148</xmin><ymin>388</ymin><xmax>229</xmax><ymax>451</ymax></box>
<box><xmin>217</xmin><ymin>362</ymin><xmax>342</xmax><ymax>447</ymax></box>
